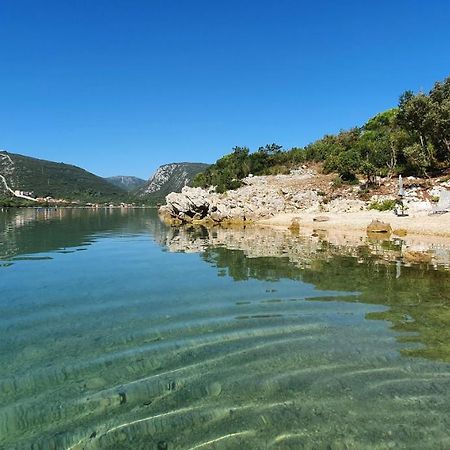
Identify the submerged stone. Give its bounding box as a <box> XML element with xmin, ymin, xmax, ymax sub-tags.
<box><xmin>206</xmin><ymin>381</ymin><xmax>222</xmax><ymax>397</ymax></box>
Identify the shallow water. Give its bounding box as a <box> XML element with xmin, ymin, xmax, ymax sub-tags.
<box><xmin>1</xmin><ymin>208</ymin><xmax>450</xmax><ymax>449</ymax></box>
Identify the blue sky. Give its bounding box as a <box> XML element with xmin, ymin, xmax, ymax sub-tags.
<box><xmin>1</xmin><ymin>0</ymin><xmax>449</xmax><ymax>179</ymax></box>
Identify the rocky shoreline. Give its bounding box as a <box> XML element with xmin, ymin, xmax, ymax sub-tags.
<box><xmin>159</xmin><ymin>168</ymin><xmax>366</xmax><ymax>225</ymax></box>
<box><xmin>158</xmin><ymin>167</ymin><xmax>450</xmax><ymax>232</ymax></box>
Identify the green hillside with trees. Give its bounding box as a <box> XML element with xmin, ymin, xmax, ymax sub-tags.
<box><xmin>194</xmin><ymin>75</ymin><xmax>450</xmax><ymax>192</ymax></box>
<box><xmin>0</xmin><ymin>151</ymin><xmax>127</xmax><ymax>203</ymax></box>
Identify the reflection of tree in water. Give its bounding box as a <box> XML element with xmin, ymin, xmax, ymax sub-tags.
<box><xmin>305</xmin><ymin>255</ymin><xmax>450</xmax><ymax>362</ymax></box>
<box><xmin>201</xmin><ymin>239</ymin><xmax>450</xmax><ymax>363</ymax></box>
<box><xmin>0</xmin><ymin>208</ymin><xmax>154</xmax><ymax>260</ymax></box>
<box><xmin>203</xmin><ymin>247</ymin><xmax>302</xmax><ymax>282</ymax></box>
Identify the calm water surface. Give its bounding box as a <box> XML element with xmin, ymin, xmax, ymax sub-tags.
<box><xmin>1</xmin><ymin>208</ymin><xmax>450</xmax><ymax>449</ymax></box>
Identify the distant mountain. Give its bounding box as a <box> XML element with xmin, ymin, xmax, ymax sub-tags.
<box><xmin>105</xmin><ymin>175</ymin><xmax>146</xmax><ymax>192</ymax></box>
<box><xmin>136</xmin><ymin>162</ymin><xmax>210</xmax><ymax>203</ymax></box>
<box><xmin>0</xmin><ymin>150</ymin><xmax>127</xmax><ymax>202</ymax></box>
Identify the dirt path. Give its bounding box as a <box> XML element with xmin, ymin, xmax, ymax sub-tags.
<box><xmin>0</xmin><ymin>174</ymin><xmax>38</xmax><ymax>202</ymax></box>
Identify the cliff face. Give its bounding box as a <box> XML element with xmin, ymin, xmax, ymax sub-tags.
<box><xmin>136</xmin><ymin>162</ymin><xmax>209</xmax><ymax>203</ymax></box>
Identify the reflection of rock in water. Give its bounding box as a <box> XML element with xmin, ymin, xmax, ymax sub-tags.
<box><xmin>158</xmin><ymin>222</ymin><xmax>450</xmax><ymax>363</ymax></box>
<box><xmin>159</xmin><ymin>222</ymin><xmax>450</xmax><ymax>270</ymax></box>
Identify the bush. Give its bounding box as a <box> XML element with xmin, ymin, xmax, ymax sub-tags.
<box><xmin>332</xmin><ymin>176</ymin><xmax>343</xmax><ymax>187</ymax></box>
<box><xmin>368</xmin><ymin>199</ymin><xmax>396</xmax><ymax>211</ymax></box>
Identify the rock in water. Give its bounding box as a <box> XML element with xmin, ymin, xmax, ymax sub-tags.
<box><xmin>367</xmin><ymin>220</ymin><xmax>392</xmax><ymax>233</ymax></box>
<box><xmin>393</xmin><ymin>228</ymin><xmax>408</xmax><ymax>237</ymax></box>
<box><xmin>404</xmin><ymin>251</ymin><xmax>432</xmax><ymax>263</ymax></box>
<box><xmin>206</xmin><ymin>382</ymin><xmax>222</xmax><ymax>397</ymax></box>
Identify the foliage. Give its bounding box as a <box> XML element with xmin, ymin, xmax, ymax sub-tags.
<box><xmin>397</xmin><ymin>78</ymin><xmax>450</xmax><ymax>170</ymax></box>
<box><xmin>368</xmin><ymin>199</ymin><xmax>397</xmax><ymax>211</ymax></box>
<box><xmin>1</xmin><ymin>151</ymin><xmax>128</xmax><ymax>202</ymax></box>
<box><xmin>193</xmin><ymin>144</ymin><xmax>306</xmax><ymax>192</ymax></box>
<box><xmin>193</xmin><ymin>75</ymin><xmax>450</xmax><ymax>192</ymax></box>
<box><xmin>0</xmin><ymin>195</ymin><xmax>37</xmax><ymax>208</ymax></box>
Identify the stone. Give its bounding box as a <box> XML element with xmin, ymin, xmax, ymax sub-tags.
<box><xmin>393</xmin><ymin>228</ymin><xmax>407</xmax><ymax>237</ymax></box>
<box><xmin>313</xmin><ymin>216</ymin><xmax>330</xmax><ymax>222</ymax></box>
<box><xmin>84</xmin><ymin>377</ymin><xmax>106</xmax><ymax>390</ymax></box>
<box><xmin>289</xmin><ymin>217</ymin><xmax>301</xmax><ymax>232</ymax></box>
<box><xmin>404</xmin><ymin>251</ymin><xmax>432</xmax><ymax>263</ymax></box>
<box><xmin>159</xmin><ymin>168</ymin><xmax>369</xmax><ymax>226</ymax></box>
<box><xmin>206</xmin><ymin>382</ymin><xmax>222</xmax><ymax>397</ymax></box>
<box><xmin>366</xmin><ymin>220</ymin><xmax>392</xmax><ymax>233</ymax></box>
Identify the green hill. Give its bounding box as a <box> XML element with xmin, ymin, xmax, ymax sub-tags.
<box><xmin>0</xmin><ymin>150</ymin><xmax>127</xmax><ymax>203</ymax></box>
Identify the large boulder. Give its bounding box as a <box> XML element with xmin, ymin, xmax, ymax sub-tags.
<box><xmin>367</xmin><ymin>220</ymin><xmax>392</xmax><ymax>234</ymax></box>
<box><xmin>163</xmin><ymin>187</ymin><xmax>213</xmax><ymax>222</ymax></box>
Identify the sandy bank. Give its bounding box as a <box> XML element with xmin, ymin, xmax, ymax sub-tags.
<box><xmin>259</xmin><ymin>210</ymin><xmax>450</xmax><ymax>238</ymax></box>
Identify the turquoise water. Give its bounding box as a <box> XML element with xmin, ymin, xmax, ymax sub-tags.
<box><xmin>1</xmin><ymin>208</ymin><xmax>450</xmax><ymax>449</ymax></box>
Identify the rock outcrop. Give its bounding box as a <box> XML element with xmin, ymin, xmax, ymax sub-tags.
<box><xmin>158</xmin><ymin>168</ymin><xmax>450</xmax><ymax>226</ymax></box>
<box><xmin>159</xmin><ymin>169</ymin><xmax>366</xmax><ymax>225</ymax></box>
<box><xmin>136</xmin><ymin>162</ymin><xmax>210</xmax><ymax>203</ymax></box>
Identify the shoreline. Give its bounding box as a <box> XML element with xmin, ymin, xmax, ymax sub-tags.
<box><xmin>258</xmin><ymin>210</ymin><xmax>450</xmax><ymax>238</ymax></box>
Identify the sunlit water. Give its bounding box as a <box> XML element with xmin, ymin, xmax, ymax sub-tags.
<box><xmin>1</xmin><ymin>208</ymin><xmax>450</xmax><ymax>449</ymax></box>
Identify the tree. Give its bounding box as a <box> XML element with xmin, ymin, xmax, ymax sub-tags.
<box><xmin>397</xmin><ymin>90</ymin><xmax>435</xmax><ymax>171</ymax></box>
<box><xmin>428</xmin><ymin>78</ymin><xmax>450</xmax><ymax>160</ymax></box>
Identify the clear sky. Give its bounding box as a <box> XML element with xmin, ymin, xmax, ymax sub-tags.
<box><xmin>1</xmin><ymin>0</ymin><xmax>450</xmax><ymax>179</ymax></box>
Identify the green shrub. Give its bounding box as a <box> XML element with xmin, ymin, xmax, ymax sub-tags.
<box><xmin>332</xmin><ymin>176</ymin><xmax>343</xmax><ymax>187</ymax></box>
<box><xmin>368</xmin><ymin>199</ymin><xmax>396</xmax><ymax>211</ymax></box>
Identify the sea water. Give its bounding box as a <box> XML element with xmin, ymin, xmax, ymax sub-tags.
<box><xmin>1</xmin><ymin>208</ymin><xmax>450</xmax><ymax>449</ymax></box>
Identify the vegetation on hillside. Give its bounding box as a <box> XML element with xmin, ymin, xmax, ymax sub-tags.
<box><xmin>194</xmin><ymin>75</ymin><xmax>450</xmax><ymax>192</ymax></box>
<box><xmin>105</xmin><ymin>176</ymin><xmax>146</xmax><ymax>192</ymax></box>
<box><xmin>0</xmin><ymin>196</ymin><xmax>38</xmax><ymax>208</ymax></box>
<box><xmin>0</xmin><ymin>151</ymin><xmax>128</xmax><ymax>203</ymax></box>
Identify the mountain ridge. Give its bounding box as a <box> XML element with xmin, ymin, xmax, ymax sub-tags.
<box><xmin>136</xmin><ymin>162</ymin><xmax>210</xmax><ymax>203</ymax></box>
<box><xmin>105</xmin><ymin>175</ymin><xmax>146</xmax><ymax>192</ymax></box>
<box><xmin>0</xmin><ymin>150</ymin><xmax>127</xmax><ymax>203</ymax></box>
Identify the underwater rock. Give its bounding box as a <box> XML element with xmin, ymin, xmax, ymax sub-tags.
<box><xmin>118</xmin><ymin>391</ymin><xmax>127</xmax><ymax>404</ymax></box>
<box><xmin>84</xmin><ymin>377</ymin><xmax>106</xmax><ymax>390</ymax></box>
<box><xmin>157</xmin><ymin>441</ymin><xmax>168</xmax><ymax>450</ymax></box>
<box><xmin>206</xmin><ymin>382</ymin><xmax>222</xmax><ymax>397</ymax></box>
